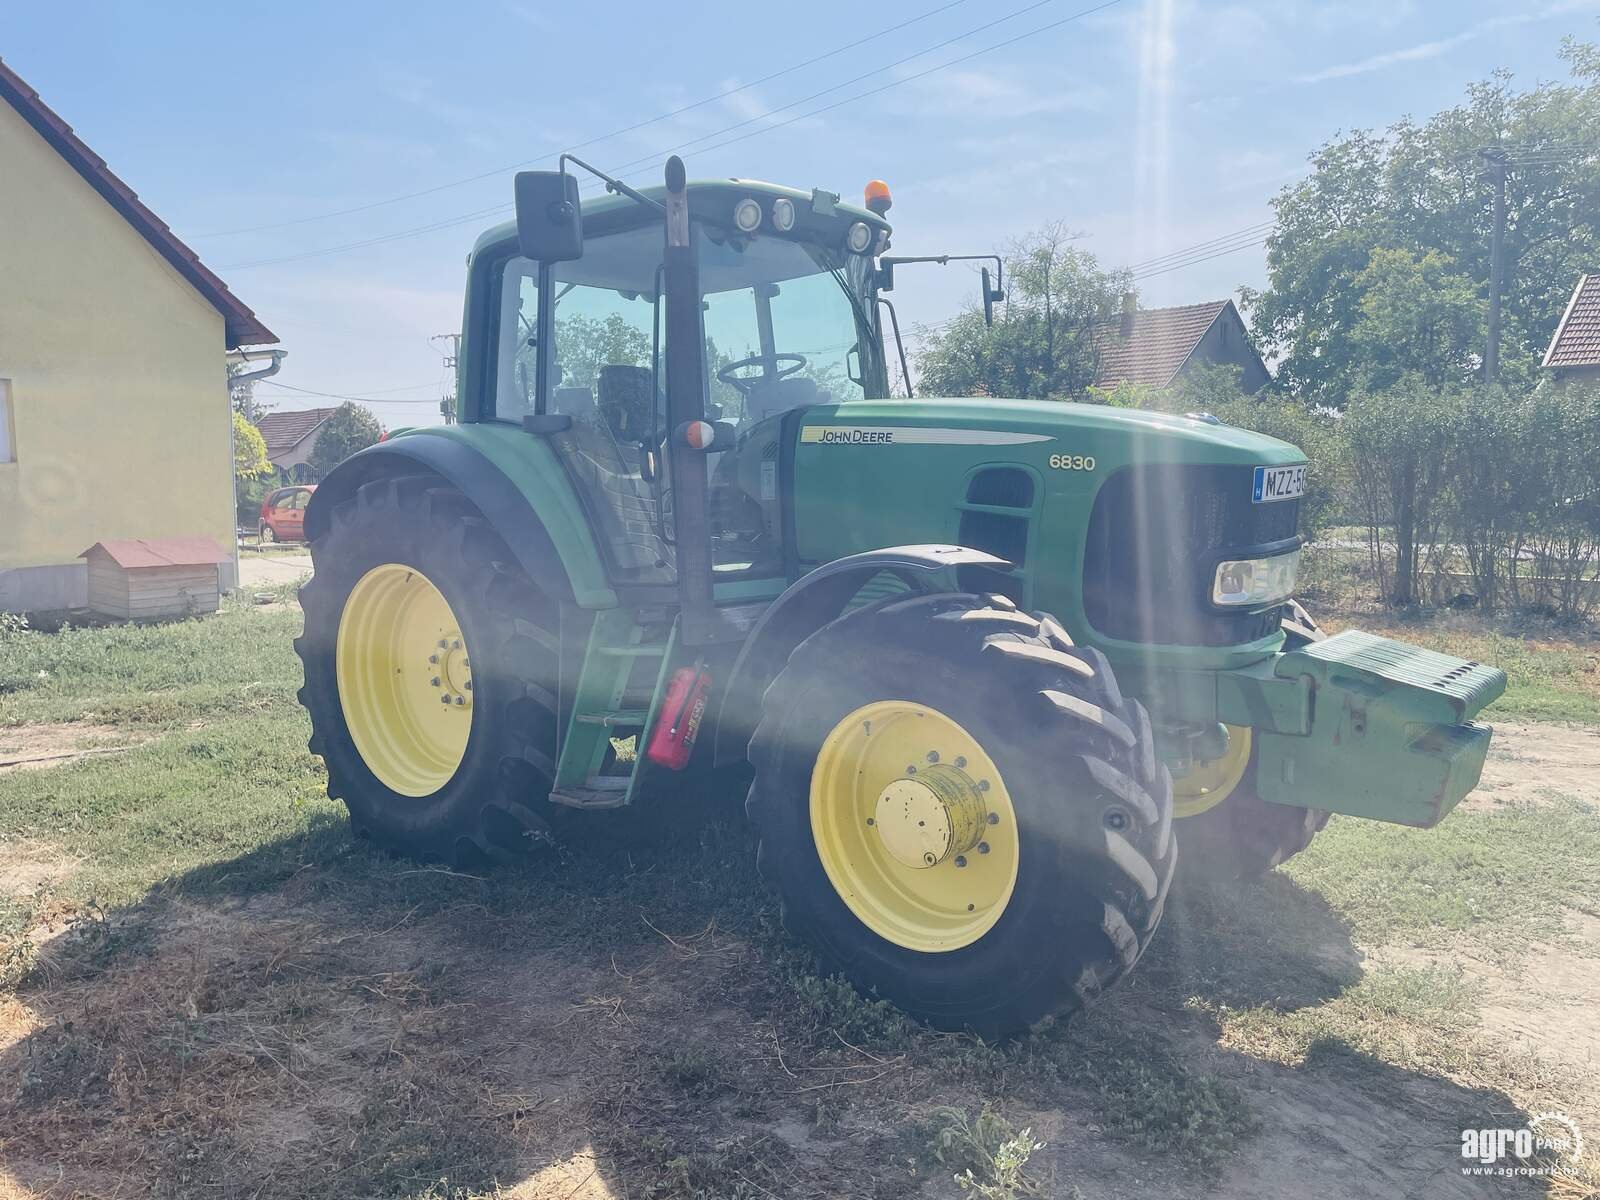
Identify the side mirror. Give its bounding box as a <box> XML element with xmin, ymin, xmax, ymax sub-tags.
<box><xmin>515</xmin><ymin>171</ymin><xmax>583</xmax><ymax>262</ymax></box>
<box><xmin>981</xmin><ymin>266</ymin><xmax>1005</xmax><ymax>327</ymax></box>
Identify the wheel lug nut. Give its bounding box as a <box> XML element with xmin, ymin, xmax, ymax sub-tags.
<box><xmin>438</xmin><ymin>639</ymin><xmax>448</xmax><ymax>649</ymax></box>
<box><xmin>926</xmin><ymin>750</ymin><xmax>939</xmax><ymax>763</ymax></box>
<box><xmin>978</xmin><ymin>780</ymin><xmax>990</xmax><ymax>792</ymax></box>
<box><xmin>429</xmin><ymin>654</ymin><xmax>438</xmax><ymax>664</ymax></box>
<box><xmin>954</xmin><ymin>855</ymin><xmax>967</xmax><ymax>868</ymax></box>
<box><xmin>440</xmin><ymin>695</ymin><xmax>451</xmax><ymax>704</ymax></box>
<box><xmin>978</xmin><ymin>842</ymin><xmax>990</xmax><ymax>854</ymax></box>
<box><xmin>954</xmin><ymin>756</ymin><xmax>967</xmax><ymax>769</ymax></box>
<box><xmin>431</xmin><ymin>677</ymin><xmax>441</xmax><ymax>687</ymax></box>
<box><xmin>464</xmin><ymin>680</ymin><xmax>472</xmax><ymax>691</ymax></box>
<box><xmin>454</xmin><ymin>696</ymin><xmax>465</xmax><ymax>706</ymax></box>
<box><xmin>906</xmin><ymin>765</ymin><xmax>917</xmax><ymax>775</ymax></box>
<box><xmin>866</xmin><ymin>817</ymin><xmax>875</xmax><ymax>826</ymax></box>
<box><xmin>452</xmin><ymin>640</ymin><xmax>462</xmax><ymax>650</ymax></box>
<box><xmin>987</xmin><ymin>812</ymin><xmax>999</xmax><ymax>825</ymax></box>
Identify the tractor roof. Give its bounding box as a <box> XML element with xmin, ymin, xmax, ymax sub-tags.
<box><xmin>471</xmin><ymin>177</ymin><xmax>889</xmax><ymax>258</ymax></box>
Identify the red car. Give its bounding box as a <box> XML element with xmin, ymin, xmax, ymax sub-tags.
<box><xmin>258</xmin><ymin>485</ymin><xmax>316</xmax><ymax>543</ymax></box>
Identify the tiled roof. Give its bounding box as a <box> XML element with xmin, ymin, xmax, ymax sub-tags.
<box><xmin>81</xmin><ymin>538</ymin><xmax>229</xmax><ymax>569</ymax></box>
<box><xmin>256</xmin><ymin>407</ymin><xmax>338</xmax><ymax>458</ymax></box>
<box><xmin>0</xmin><ymin>57</ymin><xmax>276</xmax><ymax>348</ymax></box>
<box><xmin>1091</xmin><ymin>300</ymin><xmax>1230</xmax><ymax>389</ymax></box>
<box><xmin>1543</xmin><ymin>274</ymin><xmax>1600</xmax><ymax>370</ymax></box>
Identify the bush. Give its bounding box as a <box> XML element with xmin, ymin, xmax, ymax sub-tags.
<box><xmin>1343</xmin><ymin>377</ymin><xmax>1461</xmax><ymax>607</ymax></box>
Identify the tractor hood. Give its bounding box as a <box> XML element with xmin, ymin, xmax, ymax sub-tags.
<box><xmin>795</xmin><ymin>397</ymin><xmax>1305</xmax><ymax>469</ymax></box>
<box><xmin>786</xmin><ymin>396</ymin><xmax>1310</xmax><ymax>665</ymax></box>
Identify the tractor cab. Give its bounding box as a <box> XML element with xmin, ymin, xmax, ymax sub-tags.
<box><xmin>478</xmin><ymin>175</ymin><xmax>891</xmax><ymax>585</ymax></box>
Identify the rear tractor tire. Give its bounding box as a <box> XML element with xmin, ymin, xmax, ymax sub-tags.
<box><xmin>746</xmin><ymin>592</ymin><xmax>1175</xmax><ymax>1038</ymax></box>
<box><xmin>296</xmin><ymin>476</ymin><xmax>562</xmax><ymax>865</ymax></box>
<box><xmin>1174</xmin><ymin>599</ymin><xmax>1331</xmax><ymax>881</ymax></box>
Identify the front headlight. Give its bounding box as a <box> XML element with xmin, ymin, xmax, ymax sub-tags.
<box><xmin>1212</xmin><ymin>550</ymin><xmax>1300</xmax><ymax>607</ymax></box>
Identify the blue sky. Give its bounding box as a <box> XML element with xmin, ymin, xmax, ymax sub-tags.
<box><xmin>6</xmin><ymin>0</ymin><xmax>1598</xmax><ymax>421</ymax></box>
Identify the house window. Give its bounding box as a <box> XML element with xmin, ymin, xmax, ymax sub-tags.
<box><xmin>0</xmin><ymin>380</ymin><xmax>14</xmax><ymax>464</ymax></box>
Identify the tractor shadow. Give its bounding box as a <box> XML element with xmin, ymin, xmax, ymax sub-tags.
<box><xmin>0</xmin><ymin>800</ymin><xmax>1548</xmax><ymax>1199</ymax></box>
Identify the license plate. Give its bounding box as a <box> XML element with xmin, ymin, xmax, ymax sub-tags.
<box><xmin>1253</xmin><ymin>464</ymin><xmax>1305</xmax><ymax>503</ymax></box>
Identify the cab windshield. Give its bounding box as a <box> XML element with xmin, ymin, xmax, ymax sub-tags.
<box><xmin>491</xmin><ymin>220</ymin><xmax>882</xmax><ymax>429</ymax></box>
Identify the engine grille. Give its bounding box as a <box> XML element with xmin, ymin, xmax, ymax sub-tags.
<box><xmin>1082</xmin><ymin>464</ymin><xmax>1300</xmax><ymax>647</ymax></box>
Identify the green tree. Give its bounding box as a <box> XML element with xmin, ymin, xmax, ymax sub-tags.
<box><xmin>233</xmin><ymin>411</ymin><xmax>275</xmax><ymax>525</ymax></box>
<box><xmin>1349</xmin><ymin>248</ymin><xmax>1485</xmax><ymax>390</ymax></box>
<box><xmin>233</xmin><ymin>410</ymin><xmax>270</xmax><ymax>479</ymax></box>
<box><xmin>1246</xmin><ymin>39</ymin><xmax>1600</xmax><ymax>405</ymax></box>
<box><xmin>307</xmin><ymin>402</ymin><xmax>383</xmax><ymax>479</ymax></box>
<box><xmin>916</xmin><ymin>224</ymin><xmax>1129</xmax><ymax>400</ymax></box>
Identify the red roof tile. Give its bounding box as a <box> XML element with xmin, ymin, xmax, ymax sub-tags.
<box><xmin>1543</xmin><ymin>274</ymin><xmax>1600</xmax><ymax>370</ymax></box>
<box><xmin>81</xmin><ymin>538</ymin><xmax>230</xmax><ymax>569</ymax></box>
<box><xmin>256</xmin><ymin>407</ymin><xmax>338</xmax><ymax>458</ymax></box>
<box><xmin>1091</xmin><ymin>300</ymin><xmax>1230</xmax><ymax>389</ymax></box>
<box><xmin>0</xmin><ymin>57</ymin><xmax>276</xmax><ymax>349</ymax></box>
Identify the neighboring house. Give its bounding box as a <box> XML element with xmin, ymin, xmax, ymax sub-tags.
<box><xmin>257</xmin><ymin>407</ymin><xmax>338</xmax><ymax>481</ymax></box>
<box><xmin>0</xmin><ymin>58</ymin><xmax>276</xmax><ymax>612</ymax></box>
<box><xmin>1091</xmin><ymin>299</ymin><xmax>1271</xmax><ymax>394</ymax></box>
<box><xmin>1541</xmin><ymin>273</ymin><xmax>1600</xmax><ymax>383</ymax></box>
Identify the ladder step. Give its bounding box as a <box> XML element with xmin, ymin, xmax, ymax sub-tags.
<box><xmin>594</xmin><ymin>644</ymin><xmax>670</xmax><ymax>658</ymax></box>
<box><xmin>573</xmin><ymin>709</ymin><xmax>650</xmax><ymax>727</ymax></box>
<box><xmin>549</xmin><ymin>784</ymin><xmax>631</xmax><ymax>810</ymax></box>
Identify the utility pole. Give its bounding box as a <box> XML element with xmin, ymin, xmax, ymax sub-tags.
<box><xmin>1481</xmin><ymin>148</ymin><xmax>1508</xmax><ymax>382</ymax></box>
<box><xmin>431</xmin><ymin>333</ymin><xmax>461</xmax><ymax>424</ymax></box>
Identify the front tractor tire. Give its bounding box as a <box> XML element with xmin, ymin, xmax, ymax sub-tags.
<box><xmin>746</xmin><ymin>593</ymin><xmax>1175</xmax><ymax>1038</ymax></box>
<box><xmin>1174</xmin><ymin>599</ymin><xmax>1331</xmax><ymax>881</ymax></box>
<box><xmin>296</xmin><ymin>476</ymin><xmax>561</xmax><ymax>865</ymax></box>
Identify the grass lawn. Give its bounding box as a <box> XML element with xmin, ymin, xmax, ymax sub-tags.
<box><xmin>1</xmin><ymin>597</ymin><xmax>1596</xmax><ymax>1198</ymax></box>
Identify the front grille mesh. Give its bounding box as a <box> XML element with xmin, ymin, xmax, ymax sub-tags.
<box><xmin>1082</xmin><ymin>464</ymin><xmax>1300</xmax><ymax>646</ymax></box>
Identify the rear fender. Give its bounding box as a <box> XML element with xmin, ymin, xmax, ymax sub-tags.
<box><xmin>304</xmin><ymin>429</ymin><xmax>616</xmax><ymax>609</ymax></box>
<box><xmin>711</xmin><ymin>545</ymin><xmax>1008</xmax><ymax>767</ymax></box>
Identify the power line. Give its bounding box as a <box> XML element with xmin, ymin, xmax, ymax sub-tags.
<box><xmin>220</xmin><ymin>0</ymin><xmax>1125</xmax><ymax>271</ymax></box>
<box><xmin>194</xmin><ymin>0</ymin><xmax>976</xmax><ymax>239</ymax></box>
<box><xmin>566</xmin><ymin>0</ymin><xmax>1089</xmax><ymax>197</ymax></box>
<box><xmin>1125</xmin><ymin>221</ymin><xmax>1273</xmax><ymax>272</ymax></box>
<box><xmin>259</xmin><ymin>380</ymin><xmax>448</xmax><ymax>404</ymax></box>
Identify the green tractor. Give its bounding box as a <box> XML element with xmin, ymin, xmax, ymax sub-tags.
<box><xmin>295</xmin><ymin>156</ymin><xmax>1505</xmax><ymax>1036</ymax></box>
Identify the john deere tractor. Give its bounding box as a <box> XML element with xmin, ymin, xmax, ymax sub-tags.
<box><xmin>296</xmin><ymin>156</ymin><xmax>1505</xmax><ymax>1036</ymax></box>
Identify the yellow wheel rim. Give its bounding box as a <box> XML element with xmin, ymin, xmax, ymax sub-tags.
<box><xmin>336</xmin><ymin>564</ymin><xmax>474</xmax><ymax>797</ymax></box>
<box><xmin>810</xmin><ymin>701</ymin><xmax>1019</xmax><ymax>953</ymax></box>
<box><xmin>1172</xmin><ymin>724</ymin><xmax>1252</xmax><ymax>818</ymax></box>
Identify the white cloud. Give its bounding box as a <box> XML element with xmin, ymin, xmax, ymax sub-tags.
<box><xmin>1294</xmin><ymin>0</ymin><xmax>1600</xmax><ymax>85</ymax></box>
<box><xmin>886</xmin><ymin>67</ymin><xmax>1107</xmax><ymax>120</ymax></box>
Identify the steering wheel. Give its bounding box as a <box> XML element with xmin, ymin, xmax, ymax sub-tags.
<box><xmin>716</xmin><ymin>353</ymin><xmax>808</xmax><ymax>397</ymax></box>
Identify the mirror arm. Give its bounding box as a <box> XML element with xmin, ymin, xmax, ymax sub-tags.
<box><xmin>558</xmin><ymin>153</ymin><xmax>666</xmax><ymax>214</ymax></box>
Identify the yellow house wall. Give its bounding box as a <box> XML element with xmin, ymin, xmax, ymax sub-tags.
<box><xmin>0</xmin><ymin>100</ymin><xmax>236</xmax><ymax>597</ymax></box>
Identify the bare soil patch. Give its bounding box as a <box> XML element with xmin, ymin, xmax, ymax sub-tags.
<box><xmin>0</xmin><ymin>842</ymin><xmax>78</xmax><ymax>903</ymax></box>
<box><xmin>1472</xmin><ymin>721</ymin><xmax>1600</xmax><ymax>812</ymax></box>
<box><xmin>0</xmin><ymin>723</ymin><xmax>139</xmax><ymax>774</ymax></box>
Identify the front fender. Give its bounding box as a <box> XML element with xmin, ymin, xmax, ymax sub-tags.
<box><xmin>304</xmin><ymin>426</ymin><xmax>616</xmax><ymax>609</ymax></box>
<box><xmin>711</xmin><ymin>545</ymin><xmax>1008</xmax><ymax>767</ymax></box>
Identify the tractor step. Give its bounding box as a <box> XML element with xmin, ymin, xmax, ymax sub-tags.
<box><xmin>549</xmin><ymin>781</ymin><xmax>632</xmax><ymax>810</ymax></box>
<box><xmin>573</xmin><ymin>708</ymin><xmax>651</xmax><ymax>727</ymax></box>
<box><xmin>553</xmin><ymin>608</ymin><xmax>681</xmax><ymax>806</ymax></box>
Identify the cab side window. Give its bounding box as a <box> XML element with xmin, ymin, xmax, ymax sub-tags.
<box><xmin>493</xmin><ymin>258</ymin><xmax>540</xmax><ymax>422</ymax></box>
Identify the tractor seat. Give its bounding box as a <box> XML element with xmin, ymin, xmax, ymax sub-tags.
<box><xmin>597</xmin><ymin>365</ymin><xmax>658</xmax><ymax>441</ymax></box>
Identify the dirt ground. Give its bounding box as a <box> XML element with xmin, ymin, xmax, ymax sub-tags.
<box><xmin>0</xmin><ymin>721</ymin><xmax>1594</xmax><ymax>1200</ymax></box>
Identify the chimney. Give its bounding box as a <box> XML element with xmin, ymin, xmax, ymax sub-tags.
<box><xmin>1119</xmin><ymin>292</ymin><xmax>1137</xmax><ymax>340</ymax></box>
